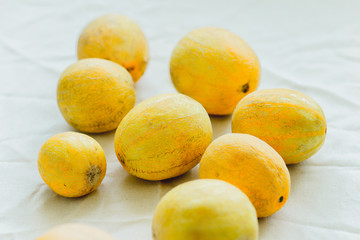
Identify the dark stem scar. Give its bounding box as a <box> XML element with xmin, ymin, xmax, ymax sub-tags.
<box><xmin>126</xmin><ymin>66</ymin><xmax>135</xmax><ymax>72</ymax></box>
<box><xmin>279</xmin><ymin>196</ymin><xmax>284</xmax><ymax>203</ymax></box>
<box><xmin>241</xmin><ymin>83</ymin><xmax>249</xmax><ymax>93</ymax></box>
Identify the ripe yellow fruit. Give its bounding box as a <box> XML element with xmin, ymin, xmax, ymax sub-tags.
<box><xmin>232</xmin><ymin>88</ymin><xmax>327</xmax><ymax>164</ymax></box>
<box><xmin>57</xmin><ymin>58</ymin><xmax>135</xmax><ymax>133</ymax></box>
<box><xmin>199</xmin><ymin>133</ymin><xmax>290</xmax><ymax>218</ymax></box>
<box><xmin>77</xmin><ymin>14</ymin><xmax>149</xmax><ymax>82</ymax></box>
<box><xmin>38</xmin><ymin>132</ymin><xmax>106</xmax><ymax>198</ymax></box>
<box><xmin>152</xmin><ymin>179</ymin><xmax>258</xmax><ymax>240</ymax></box>
<box><xmin>36</xmin><ymin>223</ymin><xmax>116</xmax><ymax>240</ymax></box>
<box><xmin>114</xmin><ymin>93</ymin><xmax>212</xmax><ymax>181</ymax></box>
<box><xmin>170</xmin><ymin>27</ymin><xmax>260</xmax><ymax>115</ymax></box>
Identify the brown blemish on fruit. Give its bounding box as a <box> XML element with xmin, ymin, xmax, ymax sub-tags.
<box><xmin>86</xmin><ymin>165</ymin><xmax>102</xmax><ymax>186</ymax></box>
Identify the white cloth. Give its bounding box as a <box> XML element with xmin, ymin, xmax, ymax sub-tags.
<box><xmin>1</xmin><ymin>0</ymin><xmax>359</xmax><ymax>239</ymax></box>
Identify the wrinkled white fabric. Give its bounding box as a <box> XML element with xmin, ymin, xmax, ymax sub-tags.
<box><xmin>0</xmin><ymin>0</ymin><xmax>360</xmax><ymax>239</ymax></box>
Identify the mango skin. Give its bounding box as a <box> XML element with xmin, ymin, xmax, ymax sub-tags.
<box><xmin>170</xmin><ymin>27</ymin><xmax>261</xmax><ymax>115</ymax></box>
<box><xmin>114</xmin><ymin>93</ymin><xmax>212</xmax><ymax>181</ymax></box>
<box><xmin>232</xmin><ymin>88</ymin><xmax>327</xmax><ymax>164</ymax></box>
<box><xmin>36</xmin><ymin>223</ymin><xmax>116</xmax><ymax>240</ymax></box>
<box><xmin>38</xmin><ymin>132</ymin><xmax>106</xmax><ymax>198</ymax></box>
<box><xmin>57</xmin><ymin>58</ymin><xmax>135</xmax><ymax>133</ymax></box>
<box><xmin>199</xmin><ymin>133</ymin><xmax>290</xmax><ymax>218</ymax></box>
<box><xmin>152</xmin><ymin>179</ymin><xmax>258</xmax><ymax>240</ymax></box>
<box><xmin>77</xmin><ymin>14</ymin><xmax>149</xmax><ymax>82</ymax></box>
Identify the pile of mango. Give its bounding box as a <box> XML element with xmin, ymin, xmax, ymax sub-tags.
<box><xmin>37</xmin><ymin>14</ymin><xmax>326</xmax><ymax>240</ymax></box>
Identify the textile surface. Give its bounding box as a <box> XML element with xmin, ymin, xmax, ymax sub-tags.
<box><xmin>0</xmin><ymin>0</ymin><xmax>359</xmax><ymax>239</ymax></box>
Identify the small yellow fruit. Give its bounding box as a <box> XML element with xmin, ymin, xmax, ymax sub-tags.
<box><xmin>199</xmin><ymin>133</ymin><xmax>290</xmax><ymax>218</ymax></box>
<box><xmin>36</xmin><ymin>223</ymin><xmax>116</xmax><ymax>240</ymax></box>
<box><xmin>114</xmin><ymin>93</ymin><xmax>212</xmax><ymax>181</ymax></box>
<box><xmin>57</xmin><ymin>58</ymin><xmax>135</xmax><ymax>133</ymax></box>
<box><xmin>232</xmin><ymin>88</ymin><xmax>327</xmax><ymax>164</ymax></box>
<box><xmin>152</xmin><ymin>179</ymin><xmax>258</xmax><ymax>240</ymax></box>
<box><xmin>38</xmin><ymin>132</ymin><xmax>106</xmax><ymax>198</ymax></box>
<box><xmin>170</xmin><ymin>27</ymin><xmax>260</xmax><ymax>115</ymax></box>
<box><xmin>77</xmin><ymin>14</ymin><xmax>149</xmax><ymax>82</ymax></box>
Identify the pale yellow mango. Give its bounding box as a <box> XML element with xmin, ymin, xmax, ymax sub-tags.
<box><xmin>57</xmin><ymin>58</ymin><xmax>135</xmax><ymax>133</ymax></box>
<box><xmin>36</xmin><ymin>223</ymin><xmax>115</xmax><ymax>240</ymax></box>
<box><xmin>38</xmin><ymin>132</ymin><xmax>106</xmax><ymax>198</ymax></box>
<box><xmin>232</xmin><ymin>88</ymin><xmax>327</xmax><ymax>164</ymax></box>
<box><xmin>114</xmin><ymin>93</ymin><xmax>212</xmax><ymax>180</ymax></box>
<box><xmin>78</xmin><ymin>14</ymin><xmax>149</xmax><ymax>82</ymax></box>
<box><xmin>152</xmin><ymin>179</ymin><xmax>258</xmax><ymax>240</ymax></box>
<box><xmin>170</xmin><ymin>27</ymin><xmax>260</xmax><ymax>115</ymax></box>
<box><xmin>199</xmin><ymin>133</ymin><xmax>291</xmax><ymax>218</ymax></box>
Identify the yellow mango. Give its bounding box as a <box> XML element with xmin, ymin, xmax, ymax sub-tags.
<box><xmin>232</xmin><ymin>88</ymin><xmax>327</xmax><ymax>164</ymax></box>
<box><xmin>114</xmin><ymin>93</ymin><xmax>212</xmax><ymax>180</ymax></box>
<box><xmin>170</xmin><ymin>27</ymin><xmax>260</xmax><ymax>115</ymax></box>
<box><xmin>77</xmin><ymin>14</ymin><xmax>149</xmax><ymax>82</ymax></box>
<box><xmin>36</xmin><ymin>223</ymin><xmax>115</xmax><ymax>240</ymax></box>
<box><xmin>199</xmin><ymin>133</ymin><xmax>290</xmax><ymax>218</ymax></box>
<box><xmin>152</xmin><ymin>179</ymin><xmax>258</xmax><ymax>240</ymax></box>
<box><xmin>38</xmin><ymin>132</ymin><xmax>106</xmax><ymax>198</ymax></box>
<box><xmin>57</xmin><ymin>58</ymin><xmax>135</xmax><ymax>133</ymax></box>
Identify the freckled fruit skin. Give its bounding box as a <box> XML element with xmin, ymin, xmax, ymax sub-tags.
<box><xmin>170</xmin><ymin>27</ymin><xmax>260</xmax><ymax>115</ymax></box>
<box><xmin>36</xmin><ymin>223</ymin><xmax>116</xmax><ymax>240</ymax></box>
<box><xmin>38</xmin><ymin>132</ymin><xmax>106</xmax><ymax>198</ymax></box>
<box><xmin>152</xmin><ymin>179</ymin><xmax>258</xmax><ymax>240</ymax></box>
<box><xmin>232</xmin><ymin>88</ymin><xmax>327</xmax><ymax>164</ymax></box>
<box><xmin>114</xmin><ymin>93</ymin><xmax>212</xmax><ymax>181</ymax></box>
<box><xmin>199</xmin><ymin>133</ymin><xmax>290</xmax><ymax>218</ymax></box>
<box><xmin>57</xmin><ymin>58</ymin><xmax>135</xmax><ymax>133</ymax></box>
<box><xmin>77</xmin><ymin>14</ymin><xmax>149</xmax><ymax>82</ymax></box>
